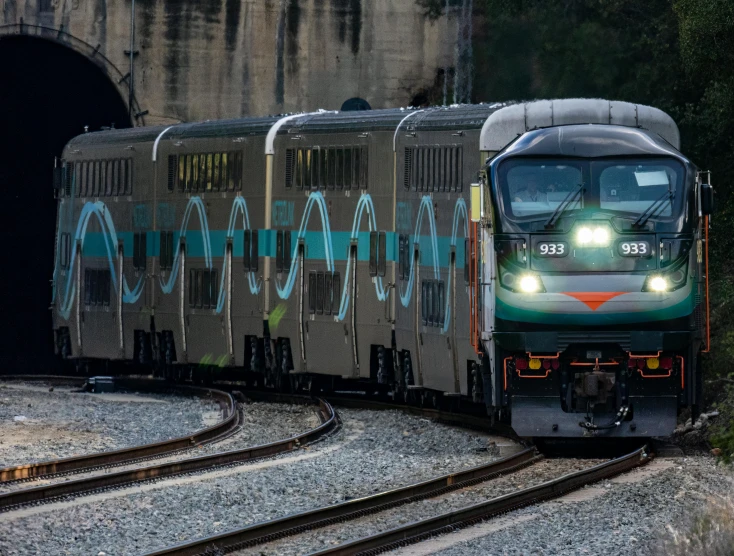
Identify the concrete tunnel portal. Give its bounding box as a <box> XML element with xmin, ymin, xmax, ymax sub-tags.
<box><xmin>0</xmin><ymin>34</ymin><xmax>131</xmax><ymax>372</ymax></box>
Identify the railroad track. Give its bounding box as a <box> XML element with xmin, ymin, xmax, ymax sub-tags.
<box><xmin>0</xmin><ymin>377</ymin><xmax>241</xmax><ymax>483</ymax></box>
<box><xmin>0</xmin><ymin>393</ymin><xmax>337</xmax><ymax>512</ymax></box>
<box><xmin>141</xmin><ymin>446</ymin><xmax>649</xmax><ymax>556</ymax></box>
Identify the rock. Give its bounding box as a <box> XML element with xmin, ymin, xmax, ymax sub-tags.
<box><xmin>48</xmin><ymin>387</ymin><xmax>54</xmax><ymax>392</ymax></box>
<box><xmin>711</xmin><ymin>448</ymin><xmax>722</xmax><ymax>456</ymax></box>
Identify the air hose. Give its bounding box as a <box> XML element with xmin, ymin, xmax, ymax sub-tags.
<box><xmin>579</xmin><ymin>405</ymin><xmax>630</xmax><ymax>431</ymax></box>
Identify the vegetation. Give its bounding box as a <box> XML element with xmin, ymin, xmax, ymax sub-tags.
<box><xmin>655</xmin><ymin>496</ymin><xmax>734</xmax><ymax>555</ymax></box>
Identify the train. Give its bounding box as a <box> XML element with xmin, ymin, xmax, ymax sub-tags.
<box><xmin>51</xmin><ymin>98</ymin><xmax>713</xmax><ymax>438</ymax></box>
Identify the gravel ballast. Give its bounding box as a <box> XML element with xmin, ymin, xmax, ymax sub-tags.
<box><xmin>0</xmin><ymin>382</ymin><xmax>220</xmax><ymax>468</ymax></box>
<box><xmin>0</xmin><ymin>408</ymin><xmax>505</xmax><ymax>555</ymax></box>
<box><xmin>0</xmin><ymin>401</ymin><xmax>320</xmax><ymax>494</ymax></box>
<box><xmin>403</xmin><ymin>456</ymin><xmax>734</xmax><ymax>556</ymax></box>
<box><xmin>237</xmin><ymin>458</ymin><xmax>605</xmax><ymax>555</ymax></box>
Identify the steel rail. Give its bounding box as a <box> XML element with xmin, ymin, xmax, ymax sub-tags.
<box><xmin>0</xmin><ymin>378</ymin><xmax>239</xmax><ymax>483</ymax></box>
<box><xmin>142</xmin><ymin>447</ymin><xmax>541</xmax><ymax>556</ymax></box>
<box><xmin>0</xmin><ymin>397</ymin><xmax>336</xmax><ymax>511</ymax></box>
<box><xmin>311</xmin><ymin>446</ymin><xmax>650</xmax><ymax>556</ymax></box>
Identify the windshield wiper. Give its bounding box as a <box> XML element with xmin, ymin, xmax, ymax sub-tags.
<box><xmin>633</xmin><ymin>189</ymin><xmax>674</xmax><ymax>228</ymax></box>
<box><xmin>545</xmin><ymin>183</ymin><xmax>584</xmax><ymax>229</ymax></box>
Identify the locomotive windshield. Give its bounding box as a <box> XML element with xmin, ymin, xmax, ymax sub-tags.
<box><xmin>497</xmin><ymin>157</ymin><xmax>686</xmax><ymax>222</ymax></box>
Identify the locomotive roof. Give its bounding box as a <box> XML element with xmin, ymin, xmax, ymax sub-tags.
<box><xmin>499</xmin><ymin>124</ymin><xmax>686</xmax><ymax>160</ymax></box>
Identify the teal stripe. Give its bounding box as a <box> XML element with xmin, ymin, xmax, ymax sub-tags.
<box><xmin>495</xmin><ymin>293</ymin><xmax>695</xmax><ymax>325</ymax></box>
<box><xmin>81</xmin><ymin>230</ymin><xmax>469</xmax><ymax>267</ymax></box>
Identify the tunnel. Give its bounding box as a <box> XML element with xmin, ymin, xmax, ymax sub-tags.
<box><xmin>0</xmin><ymin>35</ymin><xmax>131</xmax><ymax>373</ymax></box>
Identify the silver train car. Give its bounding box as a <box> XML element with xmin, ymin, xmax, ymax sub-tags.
<box><xmin>51</xmin><ymin>99</ymin><xmax>712</xmax><ymax>438</ymax></box>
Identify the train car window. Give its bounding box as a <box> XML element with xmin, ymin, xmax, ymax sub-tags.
<box><xmin>167</xmin><ymin>155</ymin><xmax>177</xmax><ymax>192</ymax></box>
<box><xmin>308</xmin><ymin>272</ymin><xmax>317</xmax><ymax>314</ymax></box>
<box><xmin>352</xmin><ymin>148</ymin><xmax>361</xmax><ymax>189</ymax></box>
<box><xmin>304</xmin><ymin>149</ymin><xmax>312</xmax><ymax>189</ymax></box>
<box><xmin>188</xmin><ymin>269</ymin><xmax>195</xmax><ymax>308</ymax></box>
<box><xmin>378</xmin><ymin>232</ymin><xmax>386</xmax><ymax>277</ymax></box>
<box><xmin>316</xmin><ymin>272</ymin><xmax>325</xmax><ymax>314</ymax></box>
<box><xmin>102</xmin><ymin>270</ymin><xmax>111</xmax><ymax>307</ymax></box>
<box><xmin>184</xmin><ymin>155</ymin><xmax>192</xmax><ymax>191</ymax></box>
<box><xmin>434</xmin><ymin>281</ymin><xmax>440</xmax><ymax>326</ymax></box>
<box><xmin>178</xmin><ymin>156</ymin><xmax>185</xmax><ymax>192</ymax></box>
<box><xmin>212</xmin><ymin>269</ymin><xmax>219</xmax><ymax>308</ymax></box>
<box><xmin>318</xmin><ymin>149</ymin><xmax>327</xmax><ymax>189</ymax></box>
<box><xmin>343</xmin><ymin>148</ymin><xmax>352</xmax><ymax>189</ymax></box>
<box><xmin>202</xmin><ymin>269</ymin><xmax>211</xmax><ymax>308</ymax></box>
<box><xmin>229</xmin><ymin>151</ymin><xmax>235</xmax><ymax>191</ymax></box>
<box><xmin>403</xmin><ymin>148</ymin><xmax>412</xmax><ymax>190</ymax></box>
<box><xmin>81</xmin><ymin>161</ymin><xmax>88</xmax><ymax>197</ymax></box>
<box><xmin>84</xmin><ymin>269</ymin><xmax>92</xmax><ymax>306</ymax></box>
<box><xmin>212</xmin><ymin>153</ymin><xmax>221</xmax><ymax>191</ymax></box>
<box><xmin>93</xmin><ymin>269</ymin><xmax>103</xmax><ymax>306</ymax></box>
<box><xmin>276</xmin><ymin>230</ymin><xmax>284</xmax><ymax>273</ymax></box>
<box><xmin>285</xmin><ymin>149</ymin><xmax>295</xmax><ymax>188</ymax></box>
<box><xmin>222</xmin><ymin>152</ymin><xmax>229</xmax><ymax>191</ymax></box>
<box><xmin>295</xmin><ymin>149</ymin><xmax>304</xmax><ymax>189</ymax></box>
<box><xmin>197</xmin><ymin>154</ymin><xmax>204</xmax><ymax>192</ymax></box>
<box><xmin>192</xmin><ymin>154</ymin><xmax>201</xmax><ymax>192</ymax></box>
<box><xmin>243</xmin><ymin>230</ymin><xmax>251</xmax><ymax>271</ymax></box>
<box><xmin>98</xmin><ymin>161</ymin><xmax>106</xmax><ymax>196</ymax></box>
<box><xmin>455</xmin><ymin>147</ymin><xmax>463</xmax><ymax>192</ymax></box>
<box><xmin>333</xmin><ymin>272</ymin><xmax>341</xmax><ymax>314</ymax></box>
<box><xmin>90</xmin><ymin>161</ymin><xmax>97</xmax><ymax>197</ymax></box>
<box><xmin>72</xmin><ymin>162</ymin><xmax>80</xmax><ymax>197</ymax></box>
<box><xmin>284</xmin><ymin>231</ymin><xmax>292</xmax><ymax>270</ymax></box>
<box><xmin>421</xmin><ymin>280</ymin><xmax>428</xmax><ymax>325</ymax></box>
<box><xmin>204</xmin><ymin>154</ymin><xmax>212</xmax><ymax>190</ymax></box>
<box><xmin>110</xmin><ymin>160</ymin><xmax>118</xmax><ymax>196</ymax></box>
<box><xmin>311</xmin><ymin>149</ymin><xmax>320</xmax><ymax>189</ymax></box>
<box><xmin>418</xmin><ymin>148</ymin><xmax>428</xmax><ymax>191</ymax></box>
<box><xmin>427</xmin><ymin>148</ymin><xmax>434</xmax><ymax>192</ymax></box>
<box><xmin>105</xmin><ymin>160</ymin><xmax>112</xmax><ymax>196</ymax></box>
<box><xmin>196</xmin><ymin>270</ymin><xmax>204</xmax><ymax>308</ymax></box>
<box><xmin>119</xmin><ymin>160</ymin><xmax>126</xmax><ymax>196</ymax></box>
<box><xmin>360</xmin><ymin>146</ymin><xmax>368</xmax><ymax>189</ymax></box>
<box><xmin>369</xmin><ymin>231</ymin><xmax>378</xmax><ymax>277</ymax></box>
<box><xmin>235</xmin><ymin>151</ymin><xmax>243</xmax><ymax>190</ymax></box>
<box><xmin>335</xmin><ymin>149</ymin><xmax>344</xmax><ymax>190</ymax></box>
<box><xmin>327</xmin><ymin>148</ymin><xmax>336</xmax><ymax>189</ymax></box>
<box><xmin>438</xmin><ymin>281</ymin><xmax>445</xmax><ymax>325</ymax></box>
<box><xmin>126</xmin><ymin>159</ymin><xmax>133</xmax><ymax>195</ymax></box>
<box><xmin>324</xmin><ymin>272</ymin><xmax>333</xmax><ymax>315</ymax></box>
<box><xmin>211</xmin><ymin>269</ymin><xmax>219</xmax><ymax>308</ymax></box>
<box><xmin>160</xmin><ymin>231</ymin><xmax>174</xmax><ymax>270</ymax></box>
<box><xmin>250</xmin><ymin>230</ymin><xmax>259</xmax><ymax>272</ymax></box>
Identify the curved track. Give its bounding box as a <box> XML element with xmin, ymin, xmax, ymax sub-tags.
<box><xmin>312</xmin><ymin>446</ymin><xmax>650</xmax><ymax>556</ymax></box>
<box><xmin>0</xmin><ymin>380</ymin><xmax>338</xmax><ymax>512</ymax></box>
<box><xmin>0</xmin><ymin>377</ymin><xmax>240</xmax><ymax>483</ymax></box>
<box><xmin>140</xmin><ymin>446</ymin><xmax>649</xmax><ymax>556</ymax></box>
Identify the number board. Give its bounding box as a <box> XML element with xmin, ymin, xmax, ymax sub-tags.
<box><xmin>536</xmin><ymin>242</ymin><xmax>568</xmax><ymax>257</ymax></box>
<box><xmin>618</xmin><ymin>241</ymin><xmax>650</xmax><ymax>257</ymax></box>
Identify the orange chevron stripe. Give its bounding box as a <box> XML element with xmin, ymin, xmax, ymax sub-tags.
<box><xmin>561</xmin><ymin>292</ymin><xmax>626</xmax><ymax>311</ymax></box>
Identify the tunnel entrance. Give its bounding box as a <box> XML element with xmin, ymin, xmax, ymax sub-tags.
<box><xmin>0</xmin><ymin>36</ymin><xmax>131</xmax><ymax>373</ymax></box>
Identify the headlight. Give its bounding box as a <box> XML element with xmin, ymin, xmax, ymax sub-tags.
<box><xmin>642</xmin><ymin>261</ymin><xmax>688</xmax><ymax>292</ymax></box>
<box><xmin>576</xmin><ymin>226</ymin><xmax>610</xmax><ymax>246</ymax></box>
<box><xmin>593</xmin><ymin>227</ymin><xmax>609</xmax><ymax>245</ymax></box>
<box><xmin>648</xmin><ymin>276</ymin><xmax>667</xmax><ymax>292</ymax></box>
<box><xmin>577</xmin><ymin>227</ymin><xmax>593</xmax><ymax>244</ymax></box>
<box><xmin>499</xmin><ymin>268</ymin><xmax>546</xmax><ymax>293</ymax></box>
<box><xmin>519</xmin><ymin>275</ymin><xmax>541</xmax><ymax>293</ymax></box>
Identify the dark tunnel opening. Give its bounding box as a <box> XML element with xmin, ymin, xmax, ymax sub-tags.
<box><xmin>0</xmin><ymin>36</ymin><xmax>131</xmax><ymax>373</ymax></box>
